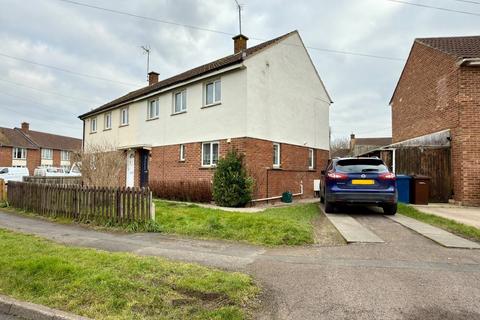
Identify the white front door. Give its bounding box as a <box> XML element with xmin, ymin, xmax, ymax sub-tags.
<box><xmin>126</xmin><ymin>150</ymin><xmax>135</xmax><ymax>188</ymax></box>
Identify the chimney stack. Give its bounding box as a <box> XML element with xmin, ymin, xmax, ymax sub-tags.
<box><xmin>148</xmin><ymin>71</ymin><xmax>159</xmax><ymax>86</ymax></box>
<box><xmin>232</xmin><ymin>34</ymin><xmax>249</xmax><ymax>54</ymax></box>
<box><xmin>21</xmin><ymin>122</ymin><xmax>29</xmax><ymax>133</ymax></box>
<box><xmin>350</xmin><ymin>133</ymin><xmax>355</xmax><ymax>151</ymax></box>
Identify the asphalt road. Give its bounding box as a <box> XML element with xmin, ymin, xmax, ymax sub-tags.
<box><xmin>0</xmin><ymin>207</ymin><xmax>479</xmax><ymax>320</ymax></box>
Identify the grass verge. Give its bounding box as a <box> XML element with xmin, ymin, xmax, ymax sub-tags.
<box><xmin>154</xmin><ymin>200</ymin><xmax>319</xmax><ymax>246</ymax></box>
<box><xmin>398</xmin><ymin>203</ymin><xmax>480</xmax><ymax>242</ymax></box>
<box><xmin>0</xmin><ymin>228</ymin><xmax>258</xmax><ymax>319</ymax></box>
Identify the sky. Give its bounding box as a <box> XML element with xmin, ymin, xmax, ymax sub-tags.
<box><xmin>0</xmin><ymin>0</ymin><xmax>479</xmax><ymax>140</ymax></box>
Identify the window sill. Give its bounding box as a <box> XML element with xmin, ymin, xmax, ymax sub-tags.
<box><xmin>200</xmin><ymin>166</ymin><xmax>217</xmax><ymax>170</ymax></box>
<box><xmin>146</xmin><ymin>117</ymin><xmax>159</xmax><ymax>121</ymax></box>
<box><xmin>272</xmin><ymin>166</ymin><xmax>282</xmax><ymax>170</ymax></box>
<box><xmin>103</xmin><ymin>128</ymin><xmax>112</xmax><ymax>131</ymax></box>
<box><xmin>179</xmin><ymin>160</ymin><xmax>185</xmax><ymax>163</ymax></box>
<box><xmin>308</xmin><ymin>168</ymin><xmax>316</xmax><ymax>172</ymax></box>
<box><xmin>202</xmin><ymin>102</ymin><xmax>221</xmax><ymax>109</ymax></box>
<box><xmin>119</xmin><ymin>124</ymin><xmax>129</xmax><ymax>128</ymax></box>
<box><xmin>171</xmin><ymin>111</ymin><xmax>187</xmax><ymax>116</ymax></box>
<box><xmin>90</xmin><ymin>131</ymin><xmax>97</xmax><ymax>134</ymax></box>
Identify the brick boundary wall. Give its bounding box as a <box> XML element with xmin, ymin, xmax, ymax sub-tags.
<box><xmin>122</xmin><ymin>137</ymin><xmax>329</xmax><ymax>200</ymax></box>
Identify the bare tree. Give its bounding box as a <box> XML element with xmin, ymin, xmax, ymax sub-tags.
<box><xmin>330</xmin><ymin>137</ymin><xmax>350</xmax><ymax>154</ymax></box>
<box><xmin>73</xmin><ymin>142</ymin><xmax>125</xmax><ymax>188</ymax></box>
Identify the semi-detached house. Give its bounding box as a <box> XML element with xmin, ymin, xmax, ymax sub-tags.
<box><xmin>79</xmin><ymin>31</ymin><xmax>332</xmax><ymax>200</ymax></box>
<box><xmin>0</xmin><ymin>122</ymin><xmax>82</xmax><ymax>174</ymax></box>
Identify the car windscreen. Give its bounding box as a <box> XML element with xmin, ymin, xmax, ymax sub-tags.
<box><xmin>335</xmin><ymin>159</ymin><xmax>389</xmax><ymax>173</ymax></box>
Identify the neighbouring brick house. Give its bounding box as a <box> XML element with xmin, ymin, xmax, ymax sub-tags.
<box><xmin>349</xmin><ymin>134</ymin><xmax>392</xmax><ymax>156</ymax></box>
<box><xmin>0</xmin><ymin>122</ymin><xmax>82</xmax><ymax>174</ymax></box>
<box><xmin>79</xmin><ymin>31</ymin><xmax>332</xmax><ymax>200</ymax></box>
<box><xmin>390</xmin><ymin>35</ymin><xmax>480</xmax><ymax>206</ymax></box>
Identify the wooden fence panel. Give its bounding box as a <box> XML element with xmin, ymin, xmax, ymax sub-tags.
<box><xmin>7</xmin><ymin>181</ymin><xmax>153</xmax><ymax>222</ymax></box>
<box><xmin>395</xmin><ymin>147</ymin><xmax>452</xmax><ymax>202</ymax></box>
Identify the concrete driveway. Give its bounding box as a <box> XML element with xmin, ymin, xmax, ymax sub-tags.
<box><xmin>413</xmin><ymin>203</ymin><xmax>480</xmax><ymax>228</ymax></box>
<box><xmin>0</xmin><ymin>208</ymin><xmax>479</xmax><ymax>320</ymax></box>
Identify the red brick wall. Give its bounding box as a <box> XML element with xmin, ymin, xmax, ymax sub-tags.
<box><xmin>146</xmin><ymin>137</ymin><xmax>329</xmax><ymax>200</ymax></box>
<box><xmin>0</xmin><ymin>147</ymin><xmax>12</xmax><ymax>168</ymax></box>
<box><xmin>391</xmin><ymin>41</ymin><xmax>480</xmax><ymax>205</ymax></box>
<box><xmin>52</xmin><ymin>150</ymin><xmax>61</xmax><ymax>167</ymax></box>
<box><xmin>26</xmin><ymin>149</ymin><xmax>40</xmax><ymax>175</ymax></box>
<box><xmin>457</xmin><ymin>67</ymin><xmax>480</xmax><ymax>205</ymax></box>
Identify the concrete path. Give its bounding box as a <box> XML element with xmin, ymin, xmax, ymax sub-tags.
<box><xmin>324</xmin><ymin>212</ymin><xmax>384</xmax><ymax>243</ymax></box>
<box><xmin>413</xmin><ymin>204</ymin><xmax>480</xmax><ymax>229</ymax></box>
<box><xmin>388</xmin><ymin>214</ymin><xmax>480</xmax><ymax>249</ymax></box>
<box><xmin>1</xmin><ymin>209</ymin><xmax>480</xmax><ymax>319</ymax></box>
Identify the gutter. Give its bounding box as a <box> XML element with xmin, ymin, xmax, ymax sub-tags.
<box><xmin>79</xmin><ymin>63</ymin><xmax>246</xmax><ymax>120</ymax></box>
<box><xmin>457</xmin><ymin>58</ymin><xmax>480</xmax><ymax>67</ymax></box>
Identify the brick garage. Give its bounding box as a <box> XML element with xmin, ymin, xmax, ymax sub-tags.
<box><xmin>130</xmin><ymin>137</ymin><xmax>328</xmax><ymax>200</ymax></box>
<box><xmin>391</xmin><ymin>36</ymin><xmax>480</xmax><ymax>206</ymax></box>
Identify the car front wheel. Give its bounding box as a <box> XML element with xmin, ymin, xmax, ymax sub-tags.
<box><xmin>383</xmin><ymin>204</ymin><xmax>397</xmax><ymax>215</ymax></box>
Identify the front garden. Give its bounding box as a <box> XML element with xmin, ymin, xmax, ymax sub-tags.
<box><xmin>0</xmin><ymin>228</ymin><xmax>259</xmax><ymax>319</ymax></box>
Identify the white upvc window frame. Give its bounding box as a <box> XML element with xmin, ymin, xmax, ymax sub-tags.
<box><xmin>201</xmin><ymin>141</ymin><xmax>219</xmax><ymax>167</ymax></box>
<box><xmin>41</xmin><ymin>148</ymin><xmax>53</xmax><ymax>160</ymax></box>
<box><xmin>120</xmin><ymin>107</ymin><xmax>129</xmax><ymax>126</ymax></box>
<box><xmin>61</xmin><ymin>150</ymin><xmax>70</xmax><ymax>161</ymax></box>
<box><xmin>173</xmin><ymin>90</ymin><xmax>187</xmax><ymax>114</ymax></box>
<box><xmin>273</xmin><ymin>143</ymin><xmax>281</xmax><ymax>168</ymax></box>
<box><xmin>104</xmin><ymin>112</ymin><xmax>112</xmax><ymax>130</ymax></box>
<box><xmin>12</xmin><ymin>147</ymin><xmax>27</xmax><ymax>160</ymax></box>
<box><xmin>147</xmin><ymin>99</ymin><xmax>159</xmax><ymax>120</ymax></box>
<box><xmin>179</xmin><ymin>144</ymin><xmax>186</xmax><ymax>162</ymax></box>
<box><xmin>204</xmin><ymin>78</ymin><xmax>221</xmax><ymax>107</ymax></box>
<box><xmin>90</xmin><ymin>117</ymin><xmax>97</xmax><ymax>133</ymax></box>
<box><xmin>308</xmin><ymin>148</ymin><xmax>315</xmax><ymax>170</ymax></box>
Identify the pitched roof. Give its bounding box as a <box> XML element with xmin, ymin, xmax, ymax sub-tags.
<box><xmin>354</xmin><ymin>137</ymin><xmax>392</xmax><ymax>146</ymax></box>
<box><xmin>416</xmin><ymin>35</ymin><xmax>480</xmax><ymax>59</ymax></box>
<box><xmin>79</xmin><ymin>31</ymin><xmax>298</xmax><ymax>119</ymax></box>
<box><xmin>0</xmin><ymin>127</ymin><xmax>37</xmax><ymax>149</ymax></box>
<box><xmin>0</xmin><ymin>126</ymin><xmax>81</xmax><ymax>151</ymax></box>
<box><xmin>19</xmin><ymin>129</ymin><xmax>82</xmax><ymax>151</ymax></box>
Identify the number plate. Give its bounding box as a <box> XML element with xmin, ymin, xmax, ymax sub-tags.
<box><xmin>351</xmin><ymin>179</ymin><xmax>375</xmax><ymax>185</ymax></box>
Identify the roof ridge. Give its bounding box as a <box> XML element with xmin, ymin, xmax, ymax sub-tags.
<box><xmin>20</xmin><ymin>128</ymin><xmax>82</xmax><ymax>141</ymax></box>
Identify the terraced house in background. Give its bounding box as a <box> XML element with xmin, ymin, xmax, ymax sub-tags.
<box><xmin>0</xmin><ymin>122</ymin><xmax>82</xmax><ymax>174</ymax></box>
<box><xmin>79</xmin><ymin>30</ymin><xmax>332</xmax><ymax>200</ymax></box>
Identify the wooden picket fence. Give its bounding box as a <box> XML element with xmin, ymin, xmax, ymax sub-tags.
<box><xmin>7</xmin><ymin>181</ymin><xmax>154</xmax><ymax>222</ymax></box>
<box><xmin>0</xmin><ymin>179</ymin><xmax>5</xmax><ymax>202</ymax></box>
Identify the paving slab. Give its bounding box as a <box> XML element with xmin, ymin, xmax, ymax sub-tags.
<box><xmin>324</xmin><ymin>213</ymin><xmax>384</xmax><ymax>243</ymax></box>
<box><xmin>387</xmin><ymin>214</ymin><xmax>480</xmax><ymax>249</ymax></box>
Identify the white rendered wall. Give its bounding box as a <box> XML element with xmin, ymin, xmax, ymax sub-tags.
<box><xmin>244</xmin><ymin>32</ymin><xmax>330</xmax><ymax>150</ymax></box>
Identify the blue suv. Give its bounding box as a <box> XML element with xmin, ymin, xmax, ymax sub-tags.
<box><xmin>320</xmin><ymin>157</ymin><xmax>397</xmax><ymax>214</ymax></box>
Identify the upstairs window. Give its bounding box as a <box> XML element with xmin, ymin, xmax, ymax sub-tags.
<box><xmin>179</xmin><ymin>144</ymin><xmax>186</xmax><ymax>161</ymax></box>
<box><xmin>104</xmin><ymin>112</ymin><xmax>112</xmax><ymax>130</ymax></box>
<box><xmin>202</xmin><ymin>142</ymin><xmax>219</xmax><ymax>167</ymax></box>
<box><xmin>148</xmin><ymin>99</ymin><xmax>159</xmax><ymax>119</ymax></box>
<box><xmin>41</xmin><ymin>148</ymin><xmax>53</xmax><ymax>160</ymax></box>
<box><xmin>13</xmin><ymin>148</ymin><xmax>26</xmax><ymax>160</ymax></box>
<box><xmin>308</xmin><ymin>148</ymin><xmax>315</xmax><ymax>170</ymax></box>
<box><xmin>273</xmin><ymin>143</ymin><xmax>281</xmax><ymax>168</ymax></box>
<box><xmin>90</xmin><ymin>117</ymin><xmax>97</xmax><ymax>133</ymax></box>
<box><xmin>205</xmin><ymin>79</ymin><xmax>221</xmax><ymax>106</ymax></box>
<box><xmin>61</xmin><ymin>150</ymin><xmax>70</xmax><ymax>161</ymax></box>
<box><xmin>174</xmin><ymin>90</ymin><xmax>187</xmax><ymax>114</ymax></box>
<box><xmin>120</xmin><ymin>107</ymin><xmax>129</xmax><ymax>126</ymax></box>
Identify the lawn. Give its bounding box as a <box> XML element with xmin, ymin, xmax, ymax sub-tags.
<box><xmin>154</xmin><ymin>200</ymin><xmax>320</xmax><ymax>246</ymax></box>
<box><xmin>398</xmin><ymin>203</ymin><xmax>480</xmax><ymax>242</ymax></box>
<box><xmin>0</xmin><ymin>229</ymin><xmax>258</xmax><ymax>320</ymax></box>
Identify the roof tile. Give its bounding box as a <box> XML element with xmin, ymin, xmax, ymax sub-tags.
<box><xmin>416</xmin><ymin>35</ymin><xmax>480</xmax><ymax>59</ymax></box>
